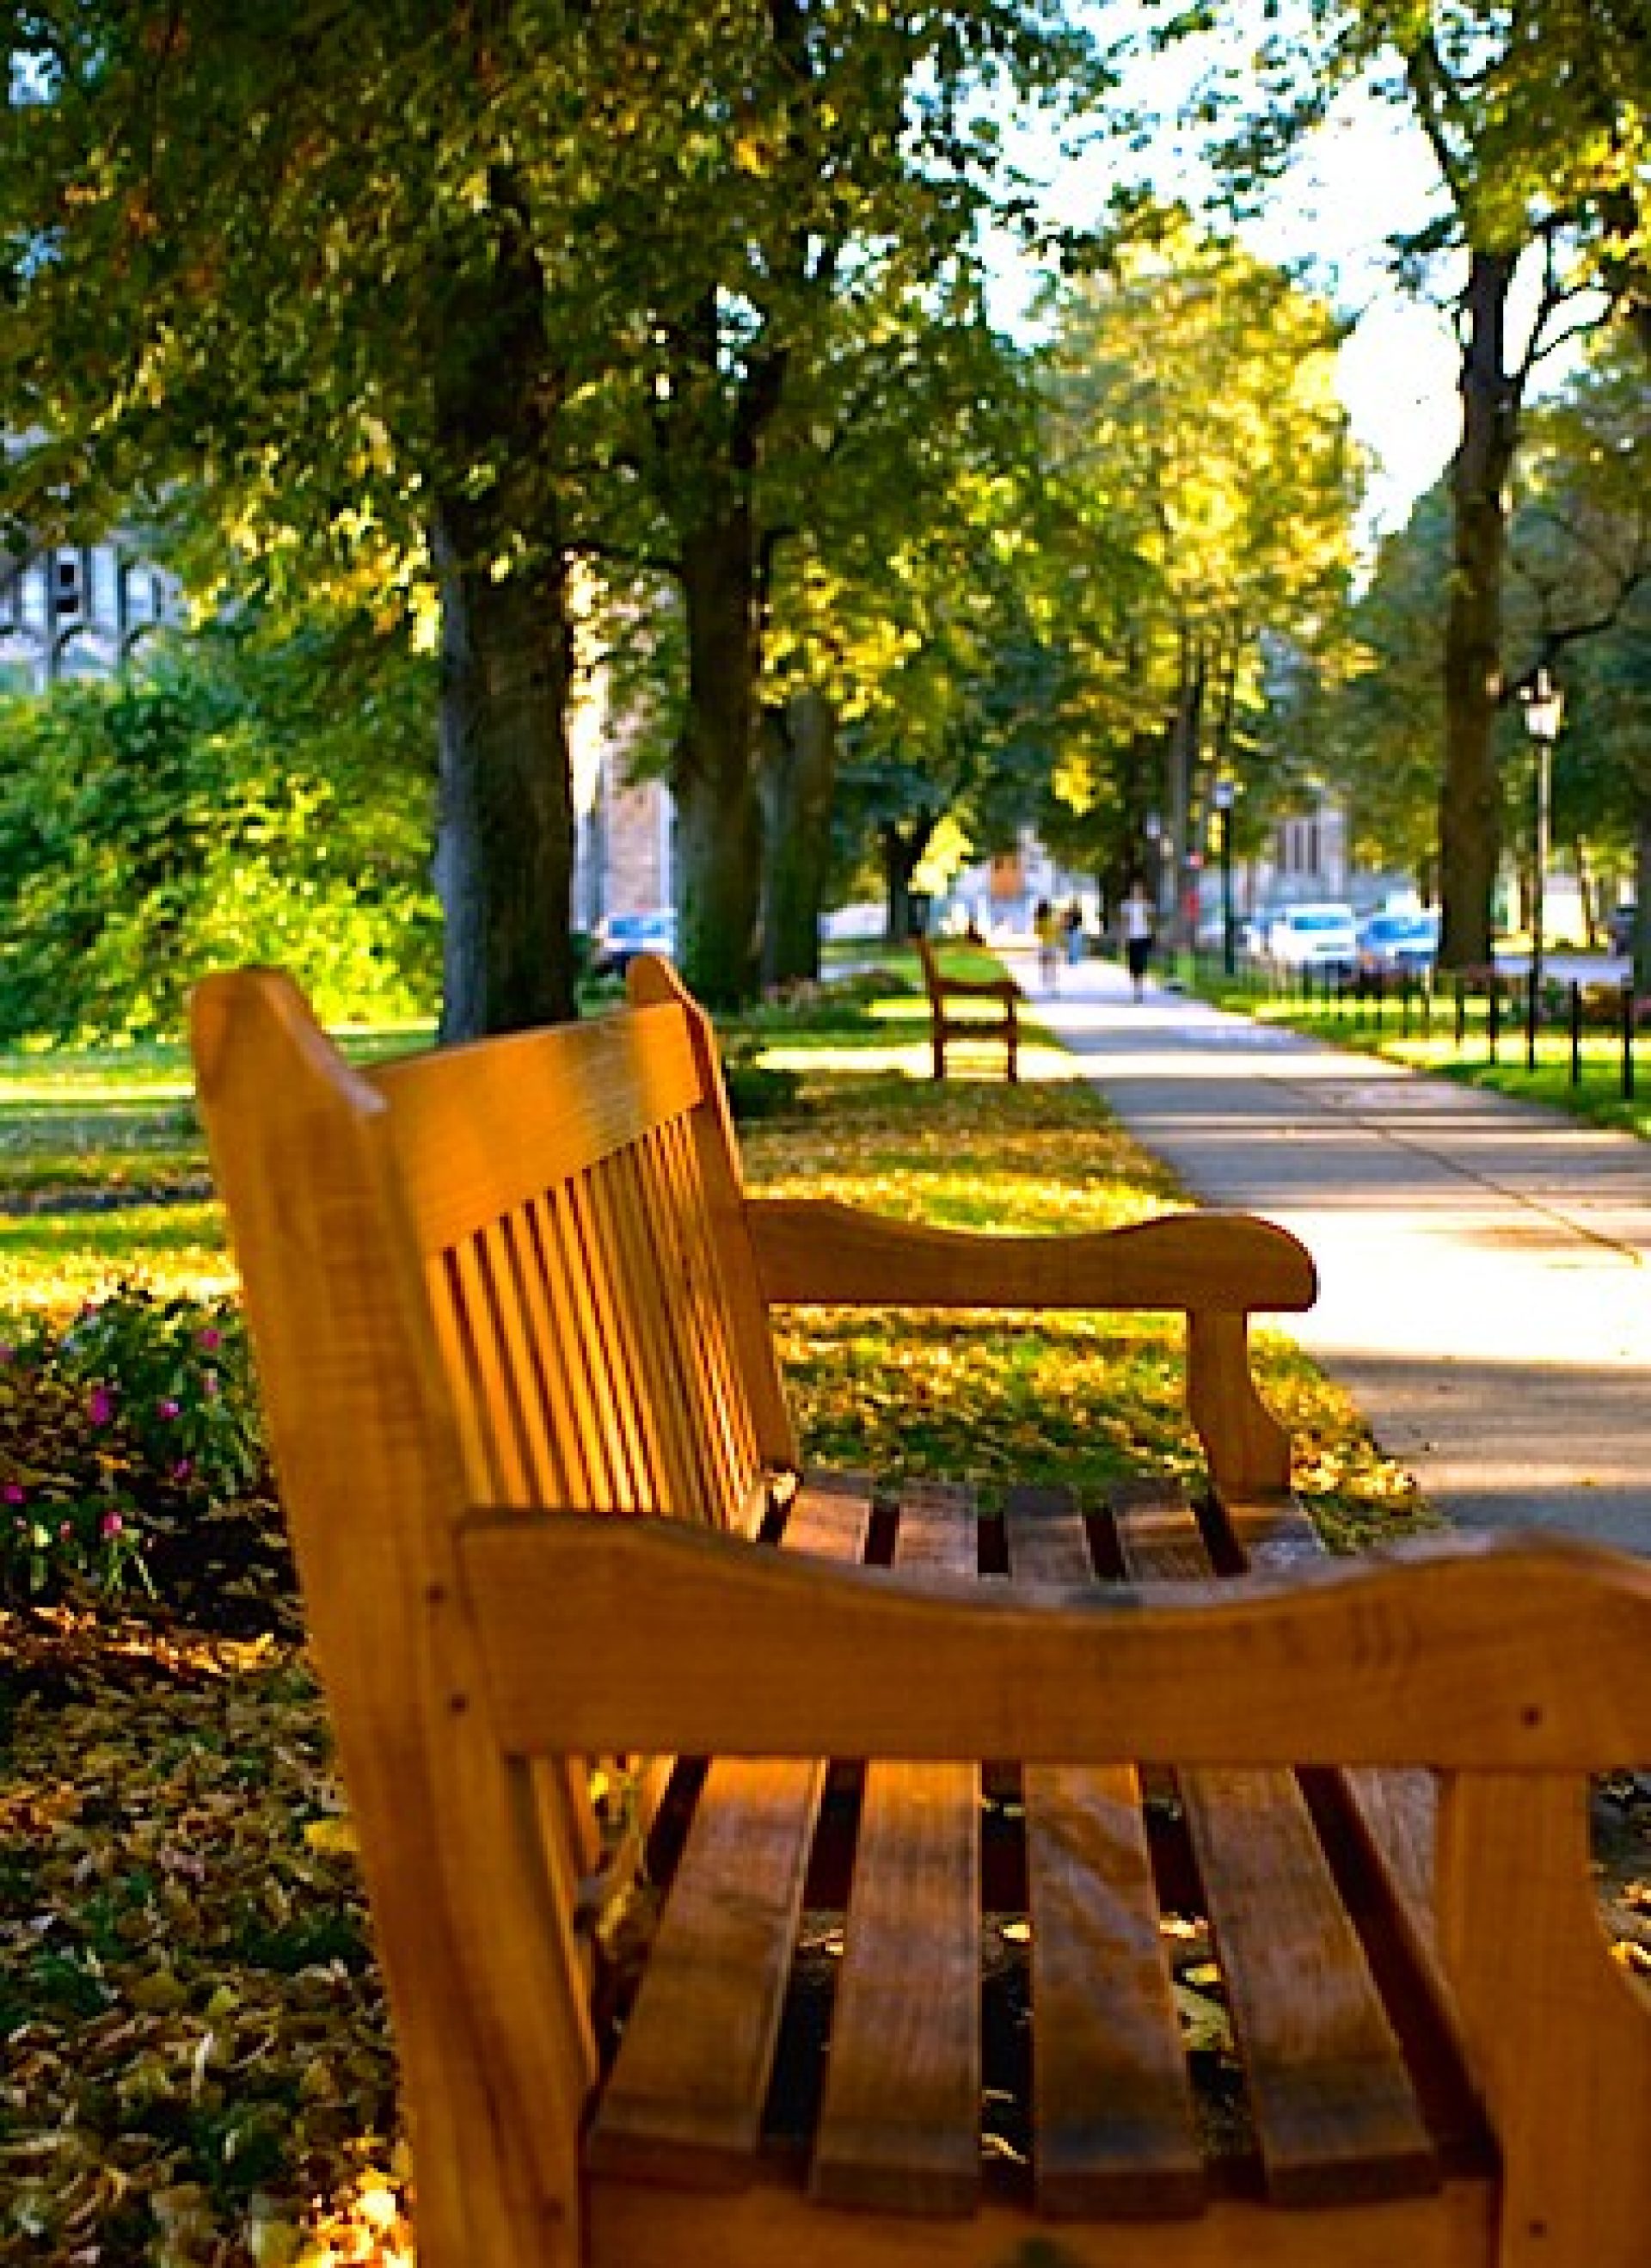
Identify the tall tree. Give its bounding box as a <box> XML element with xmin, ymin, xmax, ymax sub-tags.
<box><xmin>1168</xmin><ymin>0</ymin><xmax>1651</xmax><ymax>964</ymax></box>
<box><xmin>2</xmin><ymin>3</ymin><xmax>1102</xmax><ymax>1024</ymax></box>
<box><xmin>619</xmin><ymin>3</ymin><xmax>1102</xmax><ymax>1002</ymax></box>
<box><xmin>1037</xmin><ymin>209</ymin><xmax>1360</xmax><ymax>930</ymax></box>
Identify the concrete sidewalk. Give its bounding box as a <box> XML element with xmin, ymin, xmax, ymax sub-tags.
<box><xmin>1021</xmin><ymin>950</ymin><xmax>1651</xmax><ymax>1552</ymax></box>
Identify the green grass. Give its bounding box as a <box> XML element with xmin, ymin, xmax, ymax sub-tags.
<box><xmin>0</xmin><ymin>1027</ymin><xmax>440</xmax><ymax>1313</ymax></box>
<box><xmin>0</xmin><ymin>971</ymin><xmax>1424</xmax><ymax>1543</ymax></box>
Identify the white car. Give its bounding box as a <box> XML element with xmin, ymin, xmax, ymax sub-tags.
<box><xmin>1265</xmin><ymin>902</ymin><xmax>1358</xmax><ymax>968</ymax></box>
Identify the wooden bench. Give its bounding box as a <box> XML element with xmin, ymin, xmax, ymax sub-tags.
<box><xmin>915</xmin><ymin>933</ymin><xmax>1021</xmax><ymax>1080</ymax></box>
<box><xmin>190</xmin><ymin>956</ymin><xmax>1651</xmax><ymax>2268</ymax></box>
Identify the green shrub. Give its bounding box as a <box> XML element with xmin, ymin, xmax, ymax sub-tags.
<box><xmin>0</xmin><ymin>632</ymin><xmax>439</xmax><ymax>1042</ymax></box>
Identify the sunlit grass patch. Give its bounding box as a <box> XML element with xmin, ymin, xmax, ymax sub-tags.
<box><xmin>0</xmin><ymin>1202</ymin><xmax>232</xmax><ymax>1318</ymax></box>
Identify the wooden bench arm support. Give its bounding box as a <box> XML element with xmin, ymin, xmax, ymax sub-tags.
<box><xmin>459</xmin><ymin>1512</ymin><xmax>1651</xmax><ymax>1770</ymax></box>
<box><xmin>747</xmin><ymin>1198</ymin><xmax>1315</xmax><ymax>1494</ymax></box>
<box><xmin>746</xmin><ymin>1198</ymin><xmax>1314</xmax><ymax>1312</ymax></box>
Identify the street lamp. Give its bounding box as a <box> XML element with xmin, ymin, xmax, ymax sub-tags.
<box><xmin>1144</xmin><ymin>812</ymin><xmax>1163</xmax><ymax>925</ymax></box>
<box><xmin>1212</xmin><ymin>778</ymin><xmax>1236</xmax><ymax>975</ymax></box>
<box><xmin>1519</xmin><ymin>667</ymin><xmax>1565</xmax><ymax>1059</ymax></box>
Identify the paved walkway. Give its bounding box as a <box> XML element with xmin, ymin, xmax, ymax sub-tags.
<box><xmin>1022</xmin><ymin>952</ymin><xmax>1651</xmax><ymax>1553</ymax></box>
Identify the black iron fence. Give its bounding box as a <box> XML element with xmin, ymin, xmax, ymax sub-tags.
<box><xmin>1192</xmin><ymin>956</ymin><xmax>1645</xmax><ymax>1102</ymax></box>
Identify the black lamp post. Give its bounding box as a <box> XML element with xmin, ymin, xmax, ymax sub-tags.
<box><xmin>1519</xmin><ymin>669</ymin><xmax>1564</xmax><ymax>1060</ymax></box>
<box><xmin>1212</xmin><ymin>778</ymin><xmax>1236</xmax><ymax>975</ymax></box>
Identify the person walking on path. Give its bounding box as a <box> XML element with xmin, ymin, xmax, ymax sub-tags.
<box><xmin>1034</xmin><ymin>899</ymin><xmax>1062</xmax><ymax>992</ymax></box>
<box><xmin>1065</xmin><ymin>901</ymin><xmax>1085</xmax><ymax>967</ymax></box>
<box><xmin>1120</xmin><ymin>882</ymin><xmax>1154</xmax><ymax>999</ymax></box>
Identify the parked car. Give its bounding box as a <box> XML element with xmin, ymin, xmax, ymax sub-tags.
<box><xmin>1264</xmin><ymin>902</ymin><xmax>1358</xmax><ymax>968</ymax></box>
<box><xmin>1355</xmin><ymin>907</ymin><xmax>1439</xmax><ymax>977</ymax></box>
<box><xmin>592</xmin><ymin>908</ymin><xmax>677</xmax><ymax>977</ymax></box>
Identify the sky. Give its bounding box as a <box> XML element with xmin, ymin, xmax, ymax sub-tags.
<box><xmin>994</xmin><ymin>15</ymin><xmax>1466</xmax><ymax>546</ymax></box>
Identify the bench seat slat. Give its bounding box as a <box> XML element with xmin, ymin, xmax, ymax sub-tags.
<box><xmin>1113</xmin><ymin>1485</ymin><xmax>1439</xmax><ymax>2209</ymax></box>
<box><xmin>810</xmin><ymin>1484</ymin><xmax>982</xmax><ymax>2216</ymax></box>
<box><xmin>589</xmin><ymin>1480</ymin><xmax>875</xmax><ymax>2188</ymax></box>
<box><xmin>1003</xmin><ymin>1487</ymin><xmax>1205</xmax><ymax>2221</ymax></box>
<box><xmin>1218</xmin><ymin>1494</ymin><xmax>1439</xmax><ymax>1958</ymax></box>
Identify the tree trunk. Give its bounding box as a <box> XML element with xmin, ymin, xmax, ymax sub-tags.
<box><xmin>760</xmin><ymin>691</ymin><xmax>837</xmax><ymax>988</ymax></box>
<box><xmin>1437</xmin><ymin>247</ymin><xmax>1520</xmax><ymax>970</ymax></box>
<box><xmin>428</xmin><ymin>181</ymin><xmax>576</xmax><ymax>1041</ymax></box>
<box><xmin>672</xmin><ymin>508</ymin><xmax>763</xmax><ymax>1008</ymax></box>
<box><xmin>881</xmin><ymin>821</ymin><xmax>929</xmax><ymax>944</ymax></box>
<box><xmin>433</xmin><ymin>520</ymin><xmax>576</xmax><ymax>1040</ymax></box>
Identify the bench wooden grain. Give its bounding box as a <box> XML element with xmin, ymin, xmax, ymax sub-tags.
<box><xmin>914</xmin><ymin>934</ymin><xmax>1022</xmax><ymax>1080</ymax></box>
<box><xmin>190</xmin><ymin>956</ymin><xmax>1651</xmax><ymax>2268</ymax></box>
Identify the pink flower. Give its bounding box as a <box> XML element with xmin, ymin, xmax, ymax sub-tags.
<box><xmin>202</xmin><ymin>1372</ymin><xmax>219</xmax><ymax>1399</ymax></box>
<box><xmin>3</xmin><ymin>1484</ymin><xmax>23</xmax><ymax>1505</ymax></box>
<box><xmin>171</xmin><ymin>1459</ymin><xmax>193</xmax><ymax>1483</ymax></box>
<box><xmin>198</xmin><ymin>1327</ymin><xmax>222</xmax><ymax>1352</ymax></box>
<box><xmin>157</xmin><ymin>1398</ymin><xmax>181</xmax><ymax>1421</ymax></box>
<box><xmin>58</xmin><ymin>1521</ymin><xmax>72</xmax><ymax>1540</ymax></box>
<box><xmin>88</xmin><ymin>1385</ymin><xmax>114</xmax><ymax>1426</ymax></box>
<box><xmin>0</xmin><ymin>1343</ymin><xmax>13</xmax><ymax>1365</ymax></box>
<box><xmin>100</xmin><ymin>1510</ymin><xmax>124</xmax><ymax>1539</ymax></box>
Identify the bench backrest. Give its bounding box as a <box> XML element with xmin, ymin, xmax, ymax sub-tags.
<box><xmin>190</xmin><ymin>956</ymin><xmax>793</xmax><ymax>2265</ymax></box>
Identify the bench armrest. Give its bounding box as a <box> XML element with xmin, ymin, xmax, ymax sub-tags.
<box><xmin>746</xmin><ymin>1200</ymin><xmax>1315</xmax><ymax>1492</ymax></box>
<box><xmin>746</xmin><ymin>1197</ymin><xmax>1316</xmax><ymax>1313</ymax></box>
<box><xmin>457</xmin><ymin>1511</ymin><xmax>1651</xmax><ymax>1771</ymax></box>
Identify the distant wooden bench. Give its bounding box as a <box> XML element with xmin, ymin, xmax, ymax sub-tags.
<box><xmin>192</xmin><ymin>956</ymin><xmax>1651</xmax><ymax>2268</ymax></box>
<box><xmin>915</xmin><ymin>933</ymin><xmax>1021</xmax><ymax>1080</ymax></box>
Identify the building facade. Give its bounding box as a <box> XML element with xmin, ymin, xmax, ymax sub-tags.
<box><xmin>0</xmin><ymin>543</ymin><xmax>180</xmax><ymax>691</ymax></box>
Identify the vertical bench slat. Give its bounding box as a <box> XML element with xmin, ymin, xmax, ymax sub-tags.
<box><xmin>810</xmin><ymin>1482</ymin><xmax>982</xmax><ymax>2216</ymax></box>
<box><xmin>566</xmin><ymin>1172</ymin><xmax>672</xmax><ymax>1513</ymax></box>
<box><xmin>589</xmin><ymin>1479</ymin><xmax>875</xmax><ymax>2187</ymax></box>
<box><xmin>587</xmin><ymin>1154</ymin><xmax>710</xmax><ymax>1521</ymax></box>
<box><xmin>1113</xmin><ymin>1485</ymin><xmax>1439</xmax><ymax>2208</ymax></box>
<box><xmin>474</xmin><ymin>1220</ymin><xmax>561</xmax><ymax>1505</ymax></box>
<box><xmin>520</xmin><ymin>1192</ymin><xmax>624</xmax><ymax>1508</ymax></box>
<box><xmin>429</xmin><ymin>1244</ymin><xmax>509</xmax><ymax>1502</ymax></box>
<box><xmin>494</xmin><ymin>1208</ymin><xmax>580</xmax><ymax>1505</ymax></box>
<box><xmin>622</xmin><ymin>1136</ymin><xmax>748</xmax><ymax>1527</ymax></box>
<box><xmin>655</xmin><ymin>1115</ymin><xmax>765</xmax><ymax>1521</ymax></box>
<box><xmin>1003</xmin><ymin>1487</ymin><xmax>1205</xmax><ymax>2220</ymax></box>
<box><xmin>550</xmin><ymin>1179</ymin><xmax>649</xmax><ymax>1511</ymax></box>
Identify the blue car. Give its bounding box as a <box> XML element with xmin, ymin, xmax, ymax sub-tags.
<box><xmin>1355</xmin><ymin>908</ymin><xmax>1439</xmax><ymax>976</ymax></box>
<box><xmin>592</xmin><ymin>909</ymin><xmax>678</xmax><ymax>978</ymax></box>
